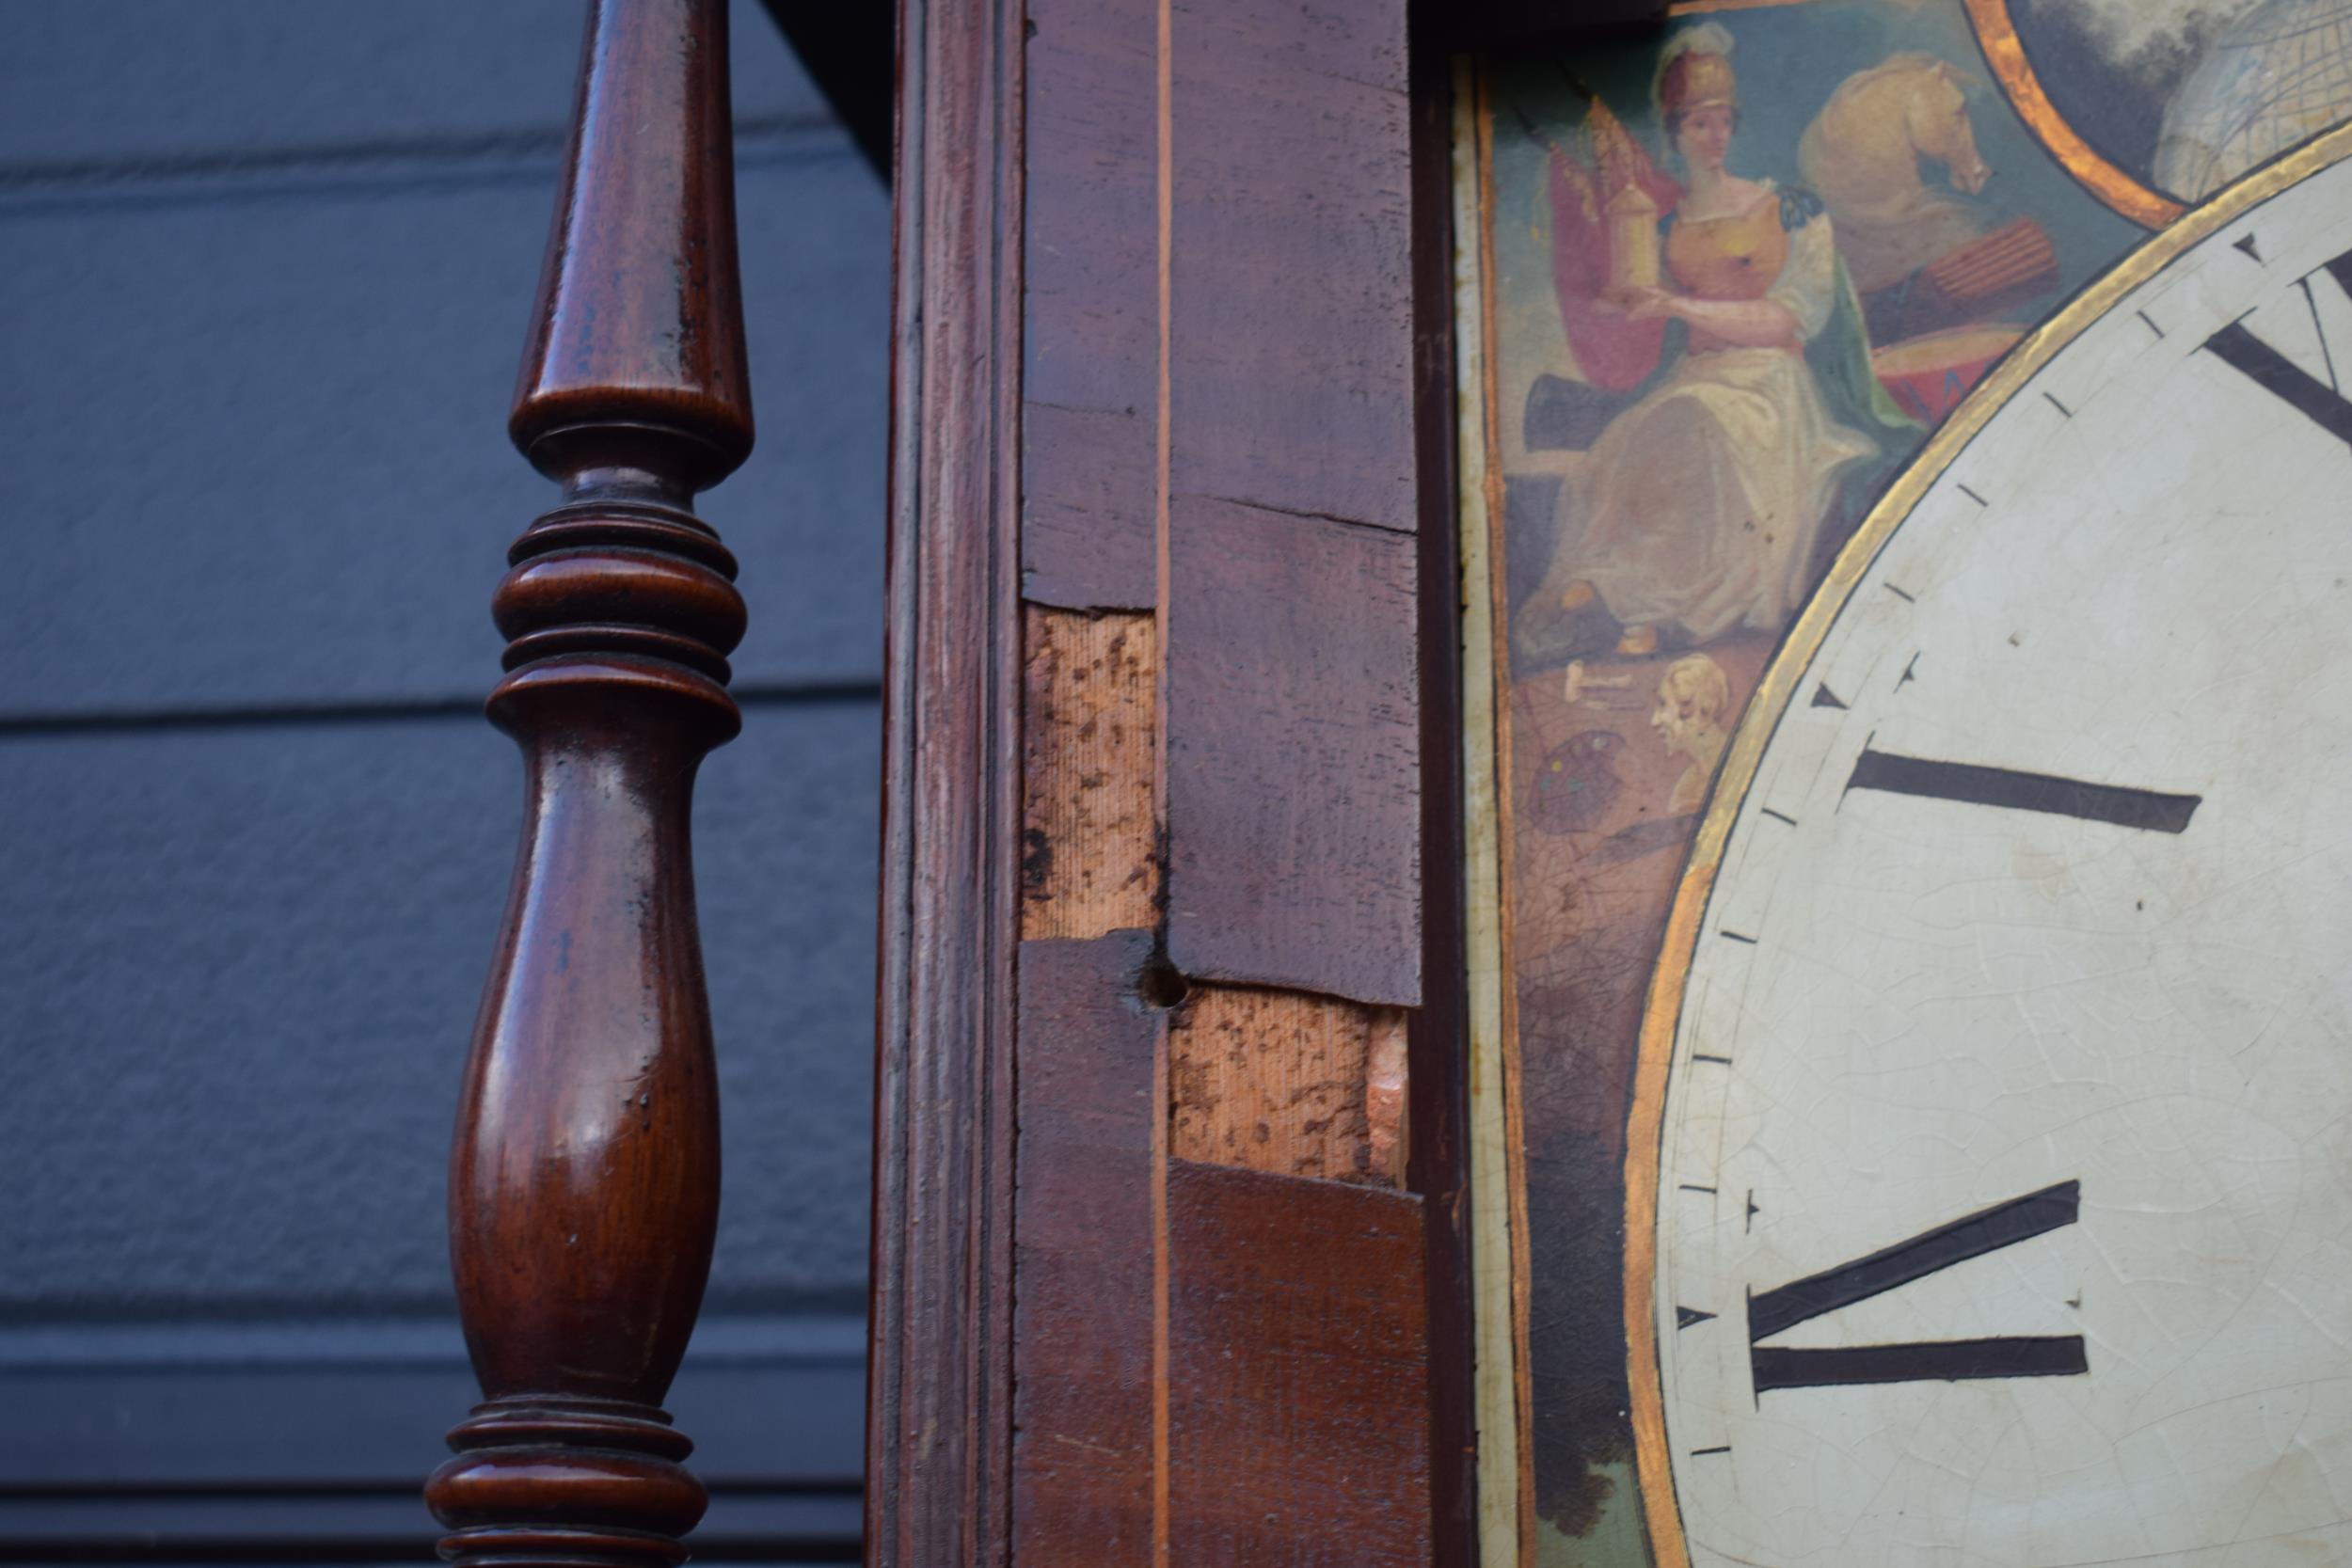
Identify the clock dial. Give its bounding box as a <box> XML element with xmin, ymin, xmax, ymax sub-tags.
<box><xmin>1637</xmin><ymin>134</ymin><xmax>2352</xmax><ymax>1568</ymax></box>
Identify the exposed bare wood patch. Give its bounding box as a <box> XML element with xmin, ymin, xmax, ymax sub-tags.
<box><xmin>1022</xmin><ymin>607</ymin><xmax>1158</xmax><ymax>940</ymax></box>
<box><xmin>1169</xmin><ymin>985</ymin><xmax>1407</xmax><ymax>1186</ymax></box>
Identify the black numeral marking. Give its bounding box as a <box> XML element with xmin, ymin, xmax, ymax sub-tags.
<box><xmin>1748</xmin><ymin>1180</ymin><xmax>2087</xmax><ymax>1397</ymax></box>
<box><xmin>2203</xmin><ymin>249</ymin><xmax>2352</xmax><ymax>449</ymax></box>
<box><xmin>1847</xmin><ymin>746</ymin><xmax>2201</xmax><ymax>833</ymax></box>
<box><xmin>1752</xmin><ymin>1337</ymin><xmax>2089</xmax><ymax>1393</ymax></box>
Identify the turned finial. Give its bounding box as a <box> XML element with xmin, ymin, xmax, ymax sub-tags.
<box><xmin>511</xmin><ymin>0</ymin><xmax>750</xmax><ymax>492</ymax></box>
<box><xmin>425</xmin><ymin>2</ymin><xmax>752</xmax><ymax>1562</ymax></box>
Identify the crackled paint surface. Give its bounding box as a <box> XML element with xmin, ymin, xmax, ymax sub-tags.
<box><xmin>1654</xmin><ymin>144</ymin><xmax>2352</xmax><ymax>1568</ymax></box>
<box><xmin>1461</xmin><ymin>5</ymin><xmax>2352</xmax><ymax>1565</ymax></box>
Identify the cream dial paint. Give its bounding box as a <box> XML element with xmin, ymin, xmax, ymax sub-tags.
<box><xmin>1646</xmin><ymin>140</ymin><xmax>2352</xmax><ymax>1567</ymax></box>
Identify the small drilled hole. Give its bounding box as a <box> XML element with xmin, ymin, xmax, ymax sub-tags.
<box><xmin>1136</xmin><ymin>955</ymin><xmax>1190</xmax><ymax>1012</ymax></box>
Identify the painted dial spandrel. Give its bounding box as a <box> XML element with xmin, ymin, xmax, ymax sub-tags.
<box><xmin>1650</xmin><ymin>148</ymin><xmax>2352</xmax><ymax>1568</ymax></box>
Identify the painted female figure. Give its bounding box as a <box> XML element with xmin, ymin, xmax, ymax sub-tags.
<box><xmin>1520</xmin><ymin>25</ymin><xmax>1916</xmax><ymax>665</ymax></box>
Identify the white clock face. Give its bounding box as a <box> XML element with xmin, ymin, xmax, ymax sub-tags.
<box><xmin>1645</xmin><ymin>140</ymin><xmax>2352</xmax><ymax>1567</ymax></box>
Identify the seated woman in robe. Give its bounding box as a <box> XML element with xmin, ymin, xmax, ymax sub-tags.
<box><xmin>1517</xmin><ymin>24</ymin><xmax>1917</xmax><ymax>667</ymax></box>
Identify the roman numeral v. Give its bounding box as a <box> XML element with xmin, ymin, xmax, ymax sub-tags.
<box><xmin>2203</xmin><ymin>250</ymin><xmax>2352</xmax><ymax>450</ymax></box>
<box><xmin>1748</xmin><ymin>1180</ymin><xmax>2089</xmax><ymax>1398</ymax></box>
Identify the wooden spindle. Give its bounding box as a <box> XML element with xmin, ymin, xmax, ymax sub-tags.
<box><xmin>424</xmin><ymin>2</ymin><xmax>750</xmax><ymax>1562</ymax></box>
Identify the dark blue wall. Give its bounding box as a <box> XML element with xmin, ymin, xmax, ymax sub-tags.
<box><xmin>0</xmin><ymin>1</ymin><xmax>882</xmax><ymax>1554</ymax></box>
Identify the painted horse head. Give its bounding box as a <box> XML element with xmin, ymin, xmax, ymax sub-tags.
<box><xmin>1801</xmin><ymin>53</ymin><xmax>1994</xmax><ymax>213</ymax></box>
<box><xmin>1797</xmin><ymin>52</ymin><xmax>1996</xmax><ymax>293</ymax></box>
<box><xmin>1901</xmin><ymin>55</ymin><xmax>1991</xmax><ymax>195</ymax></box>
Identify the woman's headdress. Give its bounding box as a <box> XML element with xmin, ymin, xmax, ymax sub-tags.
<box><xmin>1656</xmin><ymin>22</ymin><xmax>1738</xmax><ymax>119</ymax></box>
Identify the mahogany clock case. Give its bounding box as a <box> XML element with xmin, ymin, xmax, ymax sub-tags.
<box><xmin>872</xmin><ymin>3</ymin><xmax>2352</xmax><ymax>1567</ymax></box>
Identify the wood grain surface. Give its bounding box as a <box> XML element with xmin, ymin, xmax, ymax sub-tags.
<box><xmin>1164</xmin><ymin>495</ymin><xmax>1422</xmax><ymax>1006</ymax></box>
<box><xmin>1011</xmin><ymin>932</ymin><xmax>1162</xmax><ymax>1566</ymax></box>
<box><xmin>1022</xmin><ymin>609</ymin><xmax>1159</xmax><ymax>940</ymax></box>
<box><xmin>1022</xmin><ymin>0</ymin><xmax>1158</xmax><ymax>610</ymax></box>
<box><xmin>1167</xmin><ymin>0</ymin><xmax>1415</xmax><ymax>531</ymax></box>
<box><xmin>882</xmin><ymin>0</ymin><xmax>1472</xmax><ymax>1561</ymax></box>
<box><xmin>427</xmin><ymin>3</ymin><xmax>751</xmax><ymax>1561</ymax></box>
<box><xmin>1157</xmin><ymin>0</ymin><xmax>1424</xmax><ymax>1009</ymax></box>
<box><xmin>868</xmin><ymin>0</ymin><xmax>1025</xmax><ymax>1564</ymax></box>
<box><xmin>1167</xmin><ymin>1160</ymin><xmax>1434</xmax><ymax>1568</ymax></box>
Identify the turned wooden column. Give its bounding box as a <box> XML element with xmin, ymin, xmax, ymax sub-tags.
<box><xmin>424</xmin><ymin>2</ymin><xmax>750</xmax><ymax>1562</ymax></box>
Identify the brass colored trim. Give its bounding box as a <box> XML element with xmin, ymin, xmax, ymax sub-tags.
<box><xmin>1963</xmin><ymin>0</ymin><xmax>2186</xmax><ymax>230</ymax></box>
<box><xmin>1621</xmin><ymin>122</ymin><xmax>2352</xmax><ymax>1568</ymax></box>
<box><xmin>1660</xmin><ymin>0</ymin><xmax>2188</xmax><ymax>228</ymax></box>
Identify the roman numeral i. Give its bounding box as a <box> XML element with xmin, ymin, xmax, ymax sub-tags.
<box><xmin>1747</xmin><ymin>1180</ymin><xmax>2089</xmax><ymax>1397</ymax></box>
